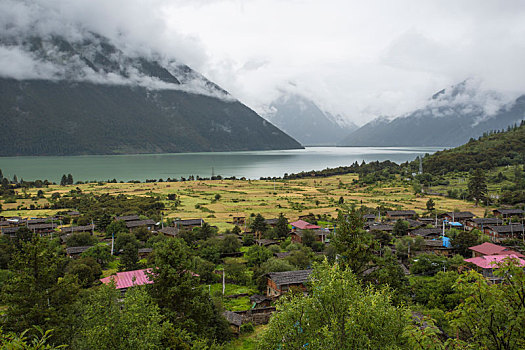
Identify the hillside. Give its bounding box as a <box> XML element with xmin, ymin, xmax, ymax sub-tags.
<box><xmin>264</xmin><ymin>94</ymin><xmax>357</xmax><ymax>146</ymax></box>
<box><xmin>422</xmin><ymin>121</ymin><xmax>525</xmax><ymax>174</ymax></box>
<box><xmin>339</xmin><ymin>81</ymin><xmax>525</xmax><ymax>147</ymax></box>
<box><xmin>0</xmin><ymin>34</ymin><xmax>302</xmax><ymax>156</ymax></box>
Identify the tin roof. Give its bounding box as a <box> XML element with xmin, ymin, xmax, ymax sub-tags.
<box><xmin>100</xmin><ymin>268</ymin><xmax>153</xmax><ymax>289</ymax></box>
<box><xmin>465</xmin><ymin>254</ymin><xmax>525</xmax><ymax>269</ymax></box>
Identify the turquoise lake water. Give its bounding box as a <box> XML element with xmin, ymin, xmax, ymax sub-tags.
<box><xmin>0</xmin><ymin>146</ymin><xmax>444</xmax><ymax>182</ymax></box>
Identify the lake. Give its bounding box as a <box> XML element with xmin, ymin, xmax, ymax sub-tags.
<box><xmin>0</xmin><ymin>147</ymin><xmax>444</xmax><ymax>182</ymax></box>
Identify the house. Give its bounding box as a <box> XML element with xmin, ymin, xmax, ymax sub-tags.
<box><xmin>60</xmin><ymin>224</ymin><xmax>95</xmax><ymax>235</ymax></box>
<box><xmin>289</xmin><ymin>220</ymin><xmax>320</xmax><ymax>231</ymax></box>
<box><xmin>66</xmin><ymin>246</ymin><xmax>92</xmax><ymax>258</ymax></box>
<box><xmin>422</xmin><ymin>238</ymin><xmax>453</xmax><ymax>256</ymax></box>
<box><xmin>250</xmin><ymin>294</ymin><xmax>272</xmax><ymax>308</ymax></box>
<box><xmin>273</xmin><ymin>251</ymin><xmax>292</xmax><ymax>259</ymax></box>
<box><xmin>138</xmin><ymin>248</ymin><xmax>153</xmax><ymax>259</ymax></box>
<box><xmin>493</xmin><ymin>208</ymin><xmax>524</xmax><ymax>219</ymax></box>
<box><xmin>115</xmin><ymin>215</ymin><xmax>140</xmax><ymax>222</ymax></box>
<box><xmin>27</xmin><ymin>217</ymin><xmax>57</xmax><ymax>225</ymax></box>
<box><xmin>264</xmin><ymin>218</ymin><xmax>280</xmax><ymax>227</ymax></box>
<box><xmin>291</xmin><ymin>228</ymin><xmax>329</xmax><ymax>244</ymax></box>
<box><xmin>158</xmin><ymin>226</ymin><xmax>179</xmax><ymax>237</ymax></box>
<box><xmin>266</xmin><ymin>269</ymin><xmax>313</xmax><ymax>297</ymax></box>
<box><xmin>223</xmin><ymin>310</ymin><xmax>243</xmax><ymax>334</ymax></box>
<box><xmin>440</xmin><ymin>212</ymin><xmax>475</xmax><ymax>225</ymax></box>
<box><xmin>100</xmin><ymin>268</ymin><xmax>154</xmax><ymax>293</ymax></box>
<box><xmin>363</xmin><ymin>214</ymin><xmax>376</xmax><ymax>223</ymax></box>
<box><xmin>255</xmin><ymin>239</ymin><xmax>278</xmax><ymax>247</ymax></box>
<box><xmin>173</xmin><ymin>218</ymin><xmax>205</xmax><ymax>230</ymax></box>
<box><xmin>406</xmin><ymin>219</ymin><xmax>424</xmax><ymax>230</ymax></box>
<box><xmin>366</xmin><ymin>224</ymin><xmax>394</xmax><ymax>233</ymax></box>
<box><xmin>386</xmin><ymin>210</ymin><xmax>416</xmax><ymax>220</ymax></box>
<box><xmin>483</xmin><ymin>224</ymin><xmax>525</xmax><ymax>242</ymax></box>
<box><xmin>410</xmin><ymin>228</ymin><xmax>443</xmax><ymax>239</ymax></box>
<box><xmin>126</xmin><ymin>219</ymin><xmax>156</xmax><ymax>231</ymax></box>
<box><xmin>27</xmin><ymin>223</ymin><xmax>57</xmax><ymax>235</ymax></box>
<box><xmin>464</xmin><ymin>254</ymin><xmax>525</xmax><ymax>283</ymax></box>
<box><xmin>465</xmin><ymin>218</ymin><xmax>503</xmax><ymax>231</ymax></box>
<box><xmin>468</xmin><ymin>242</ymin><xmax>524</xmax><ymax>258</ymax></box>
<box><xmin>417</xmin><ymin>217</ymin><xmax>436</xmax><ymax>226</ymax></box>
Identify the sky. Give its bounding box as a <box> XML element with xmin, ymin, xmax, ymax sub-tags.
<box><xmin>2</xmin><ymin>0</ymin><xmax>525</xmax><ymax>125</ymax></box>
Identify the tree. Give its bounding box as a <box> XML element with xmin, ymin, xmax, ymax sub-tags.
<box><xmin>426</xmin><ymin>198</ymin><xmax>435</xmax><ymax>212</ymax></box>
<box><xmin>245</xmin><ymin>245</ymin><xmax>273</xmax><ymax>267</ymax></box>
<box><xmin>273</xmin><ymin>213</ymin><xmax>289</xmax><ymax>239</ymax></box>
<box><xmin>0</xmin><ymin>327</ymin><xmax>64</xmax><ymax>349</ymax></box>
<box><xmin>220</xmin><ymin>234</ymin><xmax>241</xmax><ymax>254</ymax></box>
<box><xmin>285</xmin><ymin>246</ymin><xmax>315</xmax><ymax>269</ymax></box>
<box><xmin>224</xmin><ymin>259</ymin><xmax>249</xmax><ymax>285</ymax></box>
<box><xmin>60</xmin><ymin>175</ymin><xmax>67</xmax><ymax>186</ymax></box>
<box><xmin>1</xmin><ymin>236</ymin><xmax>79</xmax><ymax>343</ymax></box>
<box><xmin>451</xmin><ymin>229</ymin><xmax>480</xmax><ymax>257</ymax></box>
<box><xmin>300</xmin><ymin>229</ymin><xmax>316</xmax><ymax>248</ymax></box>
<box><xmin>447</xmin><ymin>260</ymin><xmax>525</xmax><ymax>349</ymax></box>
<box><xmin>467</xmin><ymin>168</ymin><xmax>487</xmax><ymax>206</ymax></box>
<box><xmin>66</xmin><ymin>257</ymin><xmax>102</xmax><ymax>288</ymax></box>
<box><xmin>67</xmin><ymin>174</ymin><xmax>73</xmax><ymax>185</ymax></box>
<box><xmin>119</xmin><ymin>243</ymin><xmax>140</xmax><ymax>272</ymax></box>
<box><xmin>115</xmin><ymin>232</ymin><xmax>138</xmax><ymax>252</ymax></box>
<box><xmin>250</xmin><ymin>213</ymin><xmax>267</xmax><ymax>239</ymax></box>
<box><xmin>81</xmin><ymin>245</ymin><xmax>113</xmax><ymax>268</ymax></box>
<box><xmin>148</xmin><ymin>239</ymin><xmax>231</xmax><ymax>343</ymax></box>
<box><xmin>105</xmin><ymin>219</ymin><xmax>127</xmax><ymax>239</ymax></box>
<box><xmin>331</xmin><ymin>210</ymin><xmax>378</xmax><ymax>277</ymax></box>
<box><xmin>393</xmin><ymin>219</ymin><xmax>409</xmax><ymax>236</ymax></box>
<box><xmin>214</xmin><ymin>193</ymin><xmax>221</xmax><ymax>201</ymax></box>
<box><xmin>65</xmin><ymin>232</ymin><xmax>97</xmax><ymax>247</ymax></box>
<box><xmin>257</xmin><ymin>261</ymin><xmax>407</xmax><ymax>349</ymax></box>
<box><xmin>72</xmin><ymin>285</ymin><xmax>168</xmax><ymax>349</ymax></box>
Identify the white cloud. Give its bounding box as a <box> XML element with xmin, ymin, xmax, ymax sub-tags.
<box><xmin>2</xmin><ymin>0</ymin><xmax>525</xmax><ymax>124</ymax></box>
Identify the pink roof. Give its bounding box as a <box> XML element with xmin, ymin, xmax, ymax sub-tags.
<box><xmin>290</xmin><ymin>220</ymin><xmax>320</xmax><ymax>230</ymax></box>
<box><xmin>469</xmin><ymin>242</ymin><xmax>524</xmax><ymax>258</ymax></box>
<box><xmin>100</xmin><ymin>268</ymin><xmax>153</xmax><ymax>289</ymax></box>
<box><xmin>464</xmin><ymin>254</ymin><xmax>525</xmax><ymax>269</ymax></box>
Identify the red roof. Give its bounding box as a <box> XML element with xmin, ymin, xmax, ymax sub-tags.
<box><xmin>464</xmin><ymin>254</ymin><xmax>525</xmax><ymax>269</ymax></box>
<box><xmin>290</xmin><ymin>220</ymin><xmax>320</xmax><ymax>230</ymax></box>
<box><xmin>469</xmin><ymin>242</ymin><xmax>524</xmax><ymax>258</ymax></box>
<box><xmin>100</xmin><ymin>268</ymin><xmax>153</xmax><ymax>289</ymax></box>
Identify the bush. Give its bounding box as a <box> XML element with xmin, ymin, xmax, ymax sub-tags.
<box><xmin>240</xmin><ymin>322</ymin><xmax>255</xmax><ymax>334</ymax></box>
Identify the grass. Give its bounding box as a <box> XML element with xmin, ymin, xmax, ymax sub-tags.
<box><xmin>1</xmin><ymin>172</ymin><xmax>501</xmax><ymax>230</ymax></box>
<box><xmin>225</xmin><ymin>325</ymin><xmax>268</xmax><ymax>350</ymax></box>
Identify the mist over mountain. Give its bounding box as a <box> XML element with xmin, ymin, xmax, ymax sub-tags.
<box><xmin>0</xmin><ymin>32</ymin><xmax>302</xmax><ymax>156</ymax></box>
<box><xmin>263</xmin><ymin>94</ymin><xmax>357</xmax><ymax>146</ymax></box>
<box><xmin>339</xmin><ymin>80</ymin><xmax>525</xmax><ymax>147</ymax></box>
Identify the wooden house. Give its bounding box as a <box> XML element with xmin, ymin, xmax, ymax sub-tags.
<box><xmin>60</xmin><ymin>224</ymin><xmax>95</xmax><ymax>235</ymax></box>
<box><xmin>100</xmin><ymin>268</ymin><xmax>154</xmax><ymax>293</ymax></box>
<box><xmin>468</xmin><ymin>242</ymin><xmax>524</xmax><ymax>258</ymax></box>
<box><xmin>366</xmin><ymin>223</ymin><xmax>394</xmax><ymax>233</ymax></box>
<box><xmin>465</xmin><ymin>218</ymin><xmax>503</xmax><ymax>231</ymax></box>
<box><xmin>484</xmin><ymin>224</ymin><xmax>525</xmax><ymax>242</ymax></box>
<box><xmin>158</xmin><ymin>226</ymin><xmax>179</xmax><ymax>237</ymax></box>
<box><xmin>464</xmin><ymin>254</ymin><xmax>525</xmax><ymax>283</ymax></box>
<box><xmin>493</xmin><ymin>208</ymin><xmax>524</xmax><ymax>219</ymax></box>
<box><xmin>291</xmin><ymin>228</ymin><xmax>329</xmax><ymax>244</ymax></box>
<box><xmin>223</xmin><ymin>310</ymin><xmax>243</xmax><ymax>334</ymax></box>
<box><xmin>115</xmin><ymin>215</ymin><xmax>140</xmax><ymax>222</ymax></box>
<box><xmin>440</xmin><ymin>212</ymin><xmax>475</xmax><ymax>225</ymax></box>
<box><xmin>422</xmin><ymin>239</ymin><xmax>453</xmax><ymax>256</ymax></box>
<box><xmin>362</xmin><ymin>214</ymin><xmax>376</xmax><ymax>223</ymax></box>
<box><xmin>138</xmin><ymin>248</ymin><xmax>153</xmax><ymax>259</ymax></box>
<box><xmin>410</xmin><ymin>228</ymin><xmax>442</xmax><ymax>239</ymax></box>
<box><xmin>173</xmin><ymin>218</ymin><xmax>204</xmax><ymax>230</ymax></box>
<box><xmin>66</xmin><ymin>246</ymin><xmax>92</xmax><ymax>258</ymax></box>
<box><xmin>267</xmin><ymin>269</ymin><xmax>312</xmax><ymax>297</ymax></box>
<box><xmin>126</xmin><ymin>219</ymin><xmax>156</xmax><ymax>232</ymax></box>
<box><xmin>250</xmin><ymin>294</ymin><xmax>272</xmax><ymax>308</ymax></box>
<box><xmin>386</xmin><ymin>210</ymin><xmax>416</xmax><ymax>220</ymax></box>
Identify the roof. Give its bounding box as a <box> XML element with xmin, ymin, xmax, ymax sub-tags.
<box><xmin>465</xmin><ymin>254</ymin><xmax>525</xmax><ymax>269</ymax></box>
<box><xmin>264</xmin><ymin>218</ymin><xmax>280</xmax><ymax>225</ymax></box>
<box><xmin>493</xmin><ymin>208</ymin><xmax>524</xmax><ymax>216</ymax></box>
<box><xmin>468</xmin><ymin>242</ymin><xmax>524</xmax><ymax>258</ymax></box>
<box><xmin>367</xmin><ymin>224</ymin><xmax>394</xmax><ymax>232</ymax></box>
<box><xmin>115</xmin><ymin>215</ymin><xmax>140</xmax><ymax>222</ymax></box>
<box><xmin>138</xmin><ymin>248</ymin><xmax>153</xmax><ymax>254</ymax></box>
<box><xmin>174</xmin><ymin>219</ymin><xmax>204</xmax><ymax>226</ymax></box>
<box><xmin>28</xmin><ymin>223</ymin><xmax>57</xmax><ymax>230</ymax></box>
<box><xmin>100</xmin><ymin>268</ymin><xmax>153</xmax><ymax>289</ymax></box>
<box><xmin>468</xmin><ymin>218</ymin><xmax>503</xmax><ymax>226</ymax></box>
<box><xmin>290</xmin><ymin>220</ymin><xmax>320</xmax><ymax>230</ymax></box>
<box><xmin>66</xmin><ymin>246</ymin><xmax>93</xmax><ymax>255</ymax></box>
<box><xmin>223</xmin><ymin>310</ymin><xmax>243</xmax><ymax>327</ymax></box>
<box><xmin>250</xmin><ymin>294</ymin><xmax>271</xmax><ymax>304</ymax></box>
<box><xmin>363</xmin><ymin>214</ymin><xmax>376</xmax><ymax>220</ymax></box>
<box><xmin>386</xmin><ymin>210</ymin><xmax>416</xmax><ymax>216</ymax></box>
<box><xmin>158</xmin><ymin>227</ymin><xmax>179</xmax><ymax>236</ymax></box>
<box><xmin>126</xmin><ymin>220</ymin><xmax>156</xmax><ymax>228</ymax></box>
<box><xmin>442</xmin><ymin>211</ymin><xmax>475</xmax><ymax>219</ymax></box>
<box><xmin>411</xmin><ymin>228</ymin><xmax>442</xmax><ymax>237</ymax></box>
<box><xmin>485</xmin><ymin>224</ymin><xmax>525</xmax><ymax>234</ymax></box>
<box><xmin>268</xmin><ymin>269</ymin><xmax>313</xmax><ymax>287</ymax></box>
<box><xmin>27</xmin><ymin>218</ymin><xmax>57</xmax><ymax>224</ymax></box>
<box><xmin>406</xmin><ymin>219</ymin><xmax>424</xmax><ymax>228</ymax></box>
<box><xmin>294</xmin><ymin>228</ymin><xmax>329</xmax><ymax>237</ymax></box>
<box><xmin>274</xmin><ymin>252</ymin><xmax>292</xmax><ymax>259</ymax></box>
<box><xmin>60</xmin><ymin>224</ymin><xmax>95</xmax><ymax>233</ymax></box>
<box><xmin>423</xmin><ymin>239</ymin><xmax>446</xmax><ymax>248</ymax></box>
<box><xmin>256</xmin><ymin>239</ymin><xmax>278</xmax><ymax>246</ymax></box>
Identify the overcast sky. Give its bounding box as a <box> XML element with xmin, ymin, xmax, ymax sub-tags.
<box><xmin>3</xmin><ymin>0</ymin><xmax>525</xmax><ymax>125</ymax></box>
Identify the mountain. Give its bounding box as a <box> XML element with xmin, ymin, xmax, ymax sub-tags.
<box><xmin>339</xmin><ymin>81</ymin><xmax>525</xmax><ymax>147</ymax></box>
<box><xmin>264</xmin><ymin>94</ymin><xmax>357</xmax><ymax>146</ymax></box>
<box><xmin>0</xmin><ymin>33</ymin><xmax>302</xmax><ymax>156</ymax></box>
